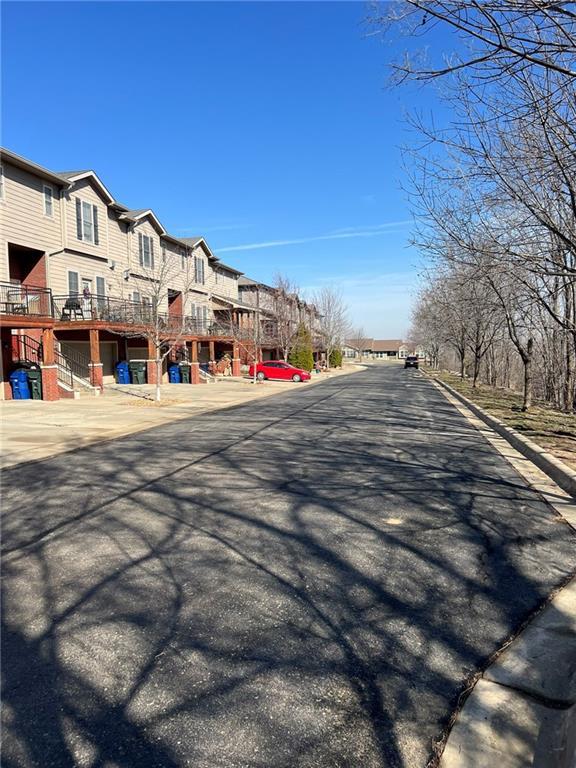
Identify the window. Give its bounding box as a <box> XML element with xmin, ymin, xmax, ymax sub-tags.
<box><xmin>75</xmin><ymin>198</ymin><xmax>99</xmax><ymax>244</ymax></box>
<box><xmin>96</xmin><ymin>276</ymin><xmax>106</xmax><ymax>297</ymax></box>
<box><xmin>68</xmin><ymin>271</ymin><xmax>79</xmax><ymax>296</ymax></box>
<box><xmin>138</xmin><ymin>233</ymin><xmax>154</xmax><ymax>268</ymax></box>
<box><xmin>0</xmin><ymin>165</ymin><xmax>5</xmax><ymax>200</ymax></box>
<box><xmin>43</xmin><ymin>185</ymin><xmax>53</xmax><ymax>217</ymax></box>
<box><xmin>180</xmin><ymin>249</ymin><xmax>186</xmax><ymax>270</ymax></box>
<box><xmin>194</xmin><ymin>255</ymin><xmax>205</xmax><ymax>284</ymax></box>
<box><xmin>132</xmin><ymin>291</ymin><xmax>141</xmax><ymax>303</ymax></box>
<box><xmin>162</xmin><ymin>244</ymin><xmax>166</xmax><ymax>261</ymax></box>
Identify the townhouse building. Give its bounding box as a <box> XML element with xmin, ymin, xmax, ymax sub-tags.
<box><xmin>0</xmin><ymin>148</ymin><xmax>256</xmax><ymax>400</ymax></box>
<box><xmin>0</xmin><ymin>147</ymin><xmax>327</xmax><ymax>401</ymax></box>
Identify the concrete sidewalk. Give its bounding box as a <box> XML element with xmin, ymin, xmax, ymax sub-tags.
<box><xmin>0</xmin><ymin>366</ymin><xmax>363</xmax><ymax>469</ymax></box>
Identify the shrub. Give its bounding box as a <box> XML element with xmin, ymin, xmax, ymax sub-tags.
<box><xmin>329</xmin><ymin>349</ymin><xmax>343</xmax><ymax>368</ymax></box>
<box><xmin>289</xmin><ymin>323</ymin><xmax>314</xmax><ymax>371</ymax></box>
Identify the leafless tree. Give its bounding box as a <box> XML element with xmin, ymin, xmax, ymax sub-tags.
<box><xmin>313</xmin><ymin>286</ymin><xmax>349</xmax><ymax>369</ymax></box>
<box><xmin>110</xmin><ymin>242</ymin><xmax>197</xmax><ymax>402</ymax></box>
<box><xmin>347</xmin><ymin>326</ymin><xmax>371</xmax><ymax>362</ymax></box>
<box><xmin>273</xmin><ymin>273</ymin><xmax>300</xmax><ymax>361</ymax></box>
<box><xmin>373</xmin><ymin>1</ymin><xmax>576</xmax><ymax>83</ymax></box>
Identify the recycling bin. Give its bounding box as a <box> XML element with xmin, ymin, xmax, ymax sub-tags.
<box><xmin>9</xmin><ymin>369</ymin><xmax>31</xmax><ymax>400</ymax></box>
<box><xmin>168</xmin><ymin>364</ymin><xmax>182</xmax><ymax>384</ymax></box>
<box><xmin>115</xmin><ymin>361</ymin><xmax>130</xmax><ymax>384</ymax></box>
<box><xmin>26</xmin><ymin>367</ymin><xmax>43</xmax><ymax>400</ymax></box>
<box><xmin>129</xmin><ymin>361</ymin><xmax>147</xmax><ymax>384</ymax></box>
<box><xmin>180</xmin><ymin>364</ymin><xmax>191</xmax><ymax>384</ymax></box>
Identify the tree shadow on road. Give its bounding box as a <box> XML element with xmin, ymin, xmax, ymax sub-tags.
<box><xmin>2</xmin><ymin>372</ymin><xmax>576</xmax><ymax>767</ymax></box>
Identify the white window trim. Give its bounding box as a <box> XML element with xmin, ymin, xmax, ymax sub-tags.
<box><xmin>81</xmin><ymin>200</ymin><xmax>94</xmax><ymax>243</ymax></box>
<box><xmin>67</xmin><ymin>269</ymin><xmax>80</xmax><ymax>296</ymax></box>
<box><xmin>141</xmin><ymin>234</ymin><xmax>153</xmax><ymax>268</ymax></box>
<box><xmin>43</xmin><ymin>184</ymin><xmax>54</xmax><ymax>217</ymax></box>
<box><xmin>0</xmin><ymin>165</ymin><xmax>4</xmax><ymax>201</ymax></box>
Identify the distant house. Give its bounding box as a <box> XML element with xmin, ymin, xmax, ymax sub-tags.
<box><xmin>344</xmin><ymin>339</ymin><xmax>413</xmax><ymax>360</ymax></box>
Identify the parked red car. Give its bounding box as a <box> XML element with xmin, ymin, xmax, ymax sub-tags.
<box><xmin>248</xmin><ymin>360</ymin><xmax>312</xmax><ymax>382</ymax></box>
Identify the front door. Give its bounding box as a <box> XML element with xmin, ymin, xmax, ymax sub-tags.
<box><xmin>81</xmin><ymin>279</ymin><xmax>92</xmax><ymax>315</ymax></box>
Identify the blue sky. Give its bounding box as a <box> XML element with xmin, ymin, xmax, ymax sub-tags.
<box><xmin>2</xmin><ymin>1</ymin><xmax>449</xmax><ymax>337</ymax></box>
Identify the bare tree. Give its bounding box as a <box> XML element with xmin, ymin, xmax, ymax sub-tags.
<box><xmin>347</xmin><ymin>326</ymin><xmax>371</xmax><ymax>362</ymax></box>
<box><xmin>374</xmin><ymin>1</ymin><xmax>576</xmax><ymax>82</ymax></box>
<box><xmin>110</xmin><ymin>241</ymin><xmax>197</xmax><ymax>402</ymax></box>
<box><xmin>273</xmin><ymin>273</ymin><xmax>300</xmax><ymax>361</ymax></box>
<box><xmin>313</xmin><ymin>286</ymin><xmax>349</xmax><ymax>369</ymax></box>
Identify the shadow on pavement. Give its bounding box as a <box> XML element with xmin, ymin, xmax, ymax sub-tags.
<box><xmin>2</xmin><ymin>368</ymin><xmax>575</xmax><ymax>767</ymax></box>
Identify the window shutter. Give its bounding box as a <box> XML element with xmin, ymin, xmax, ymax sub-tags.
<box><xmin>68</xmin><ymin>271</ymin><xmax>79</xmax><ymax>295</ymax></box>
<box><xmin>76</xmin><ymin>199</ymin><xmax>83</xmax><ymax>240</ymax></box>
<box><xmin>93</xmin><ymin>206</ymin><xmax>99</xmax><ymax>245</ymax></box>
<box><xmin>150</xmin><ymin>238</ymin><xmax>155</xmax><ymax>269</ymax></box>
<box><xmin>138</xmin><ymin>232</ymin><xmax>143</xmax><ymax>266</ymax></box>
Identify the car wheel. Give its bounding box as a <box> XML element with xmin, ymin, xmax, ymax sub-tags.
<box><xmin>257</xmin><ymin>371</ymin><xmax>266</xmax><ymax>381</ymax></box>
<box><xmin>292</xmin><ymin>374</ymin><xmax>302</xmax><ymax>382</ymax></box>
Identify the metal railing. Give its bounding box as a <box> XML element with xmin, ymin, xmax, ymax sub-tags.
<box><xmin>0</xmin><ymin>282</ymin><xmax>52</xmax><ymax>317</ymax></box>
<box><xmin>56</xmin><ymin>342</ymin><xmax>91</xmax><ymax>382</ymax></box>
<box><xmin>17</xmin><ymin>334</ymin><xmax>43</xmax><ymax>364</ymax></box>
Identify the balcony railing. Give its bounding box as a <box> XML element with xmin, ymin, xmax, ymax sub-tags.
<box><xmin>52</xmin><ymin>294</ymin><xmax>248</xmax><ymax>338</ymax></box>
<box><xmin>0</xmin><ymin>282</ymin><xmax>53</xmax><ymax>317</ymax></box>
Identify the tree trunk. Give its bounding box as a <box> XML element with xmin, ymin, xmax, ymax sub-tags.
<box><xmin>521</xmin><ymin>339</ymin><xmax>534</xmax><ymax>412</ymax></box>
<box><xmin>156</xmin><ymin>357</ymin><xmax>162</xmax><ymax>402</ymax></box>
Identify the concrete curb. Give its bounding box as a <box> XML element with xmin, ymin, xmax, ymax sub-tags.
<box><xmin>425</xmin><ymin>372</ymin><xmax>576</xmax><ymax>768</ymax></box>
<box><xmin>431</xmin><ymin>375</ymin><xmax>576</xmax><ymax>499</ymax></box>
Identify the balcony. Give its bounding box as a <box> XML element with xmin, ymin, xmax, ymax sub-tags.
<box><xmin>52</xmin><ymin>294</ymin><xmax>245</xmax><ymax>338</ymax></box>
<box><xmin>0</xmin><ymin>282</ymin><xmax>53</xmax><ymax>317</ymax></box>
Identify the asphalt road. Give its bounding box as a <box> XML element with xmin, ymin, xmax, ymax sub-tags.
<box><xmin>3</xmin><ymin>366</ymin><xmax>576</xmax><ymax>768</ymax></box>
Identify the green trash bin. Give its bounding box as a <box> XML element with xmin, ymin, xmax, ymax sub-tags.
<box><xmin>129</xmin><ymin>361</ymin><xmax>147</xmax><ymax>384</ymax></box>
<box><xmin>26</xmin><ymin>367</ymin><xmax>43</xmax><ymax>400</ymax></box>
<box><xmin>180</xmin><ymin>364</ymin><xmax>191</xmax><ymax>384</ymax></box>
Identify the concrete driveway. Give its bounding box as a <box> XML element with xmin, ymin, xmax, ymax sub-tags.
<box><xmin>2</xmin><ymin>366</ymin><xmax>575</xmax><ymax>767</ymax></box>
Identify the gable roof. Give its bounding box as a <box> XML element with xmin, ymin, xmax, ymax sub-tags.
<box><xmin>118</xmin><ymin>208</ymin><xmax>166</xmax><ymax>234</ymax></box>
<box><xmin>372</xmin><ymin>339</ymin><xmax>404</xmax><ymax>352</ymax></box>
<box><xmin>0</xmin><ymin>147</ymin><xmax>71</xmax><ymax>187</ymax></box>
<box><xmin>55</xmin><ymin>169</ymin><xmax>115</xmax><ymax>204</ymax></box>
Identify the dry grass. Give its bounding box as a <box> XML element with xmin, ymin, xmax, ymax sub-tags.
<box><xmin>430</xmin><ymin>370</ymin><xmax>576</xmax><ymax>471</ymax></box>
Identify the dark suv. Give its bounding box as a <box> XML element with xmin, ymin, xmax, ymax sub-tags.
<box><xmin>404</xmin><ymin>355</ymin><xmax>419</xmax><ymax>369</ymax></box>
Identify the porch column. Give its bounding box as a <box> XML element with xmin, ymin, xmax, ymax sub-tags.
<box><xmin>190</xmin><ymin>340</ymin><xmax>200</xmax><ymax>384</ymax></box>
<box><xmin>146</xmin><ymin>337</ymin><xmax>157</xmax><ymax>384</ymax></box>
<box><xmin>40</xmin><ymin>327</ymin><xmax>59</xmax><ymax>401</ymax></box>
<box><xmin>89</xmin><ymin>329</ymin><xmax>103</xmax><ymax>390</ymax></box>
<box><xmin>232</xmin><ymin>342</ymin><xmax>241</xmax><ymax>377</ymax></box>
<box><xmin>209</xmin><ymin>340</ymin><xmax>215</xmax><ymax>362</ymax></box>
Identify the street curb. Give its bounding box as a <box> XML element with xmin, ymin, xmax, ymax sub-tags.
<box><xmin>431</xmin><ymin>375</ymin><xmax>576</xmax><ymax>499</ymax></box>
<box><xmin>424</xmin><ymin>372</ymin><xmax>576</xmax><ymax>768</ymax></box>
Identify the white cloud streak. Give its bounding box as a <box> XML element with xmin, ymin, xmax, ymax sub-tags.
<box><xmin>217</xmin><ymin>221</ymin><xmax>411</xmax><ymax>253</ymax></box>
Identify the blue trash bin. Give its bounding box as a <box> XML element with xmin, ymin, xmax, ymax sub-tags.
<box><xmin>168</xmin><ymin>364</ymin><xmax>182</xmax><ymax>384</ymax></box>
<box><xmin>10</xmin><ymin>369</ymin><xmax>31</xmax><ymax>400</ymax></box>
<box><xmin>115</xmin><ymin>361</ymin><xmax>130</xmax><ymax>384</ymax></box>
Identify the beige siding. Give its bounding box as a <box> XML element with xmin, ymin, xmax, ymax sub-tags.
<box><xmin>107</xmin><ymin>210</ymin><xmax>130</xmax><ymax>270</ymax></box>
<box><xmin>49</xmin><ymin>250</ymin><xmax>110</xmax><ymax>297</ymax></box>
<box><xmin>64</xmin><ymin>179</ymin><xmax>109</xmax><ymax>260</ymax></box>
<box><xmin>0</xmin><ymin>162</ymin><xmax>64</xmax><ymax>282</ymax></box>
<box><xmin>213</xmin><ymin>268</ymin><xmax>239</xmax><ymax>299</ymax></box>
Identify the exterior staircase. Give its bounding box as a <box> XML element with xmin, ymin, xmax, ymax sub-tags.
<box><xmin>16</xmin><ymin>335</ymin><xmax>99</xmax><ymax>398</ymax></box>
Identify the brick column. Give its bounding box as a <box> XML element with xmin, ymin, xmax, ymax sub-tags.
<box><xmin>89</xmin><ymin>329</ymin><xmax>103</xmax><ymax>390</ymax></box>
<box><xmin>232</xmin><ymin>342</ymin><xmax>241</xmax><ymax>377</ymax></box>
<box><xmin>40</xmin><ymin>365</ymin><xmax>59</xmax><ymax>401</ymax></box>
<box><xmin>147</xmin><ymin>338</ymin><xmax>157</xmax><ymax>384</ymax></box>
<box><xmin>190</xmin><ymin>341</ymin><xmax>200</xmax><ymax>384</ymax></box>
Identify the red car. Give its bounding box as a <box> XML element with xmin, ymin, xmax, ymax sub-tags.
<box><xmin>248</xmin><ymin>360</ymin><xmax>312</xmax><ymax>382</ymax></box>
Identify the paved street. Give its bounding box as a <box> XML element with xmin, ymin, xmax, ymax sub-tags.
<box><xmin>2</xmin><ymin>366</ymin><xmax>575</xmax><ymax>768</ymax></box>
